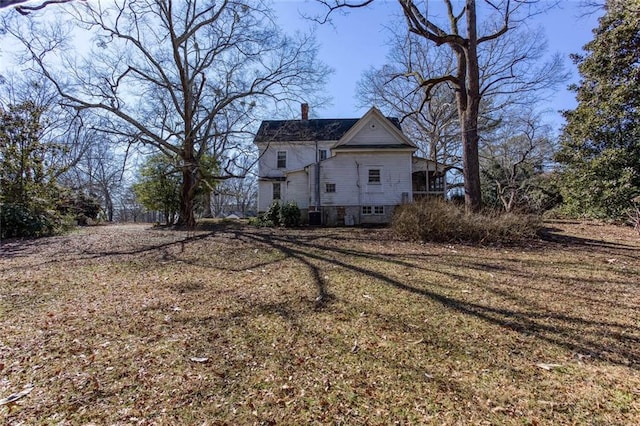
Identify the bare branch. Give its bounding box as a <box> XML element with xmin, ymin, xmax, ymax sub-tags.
<box><xmin>0</xmin><ymin>0</ymin><xmax>84</xmax><ymax>15</ymax></box>
<box><xmin>4</xmin><ymin>0</ymin><xmax>329</xmax><ymax>226</ymax></box>
<box><xmin>308</xmin><ymin>0</ymin><xmax>374</xmax><ymax>24</ymax></box>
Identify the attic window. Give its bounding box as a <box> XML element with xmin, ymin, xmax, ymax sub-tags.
<box><xmin>325</xmin><ymin>183</ymin><xmax>336</xmax><ymax>193</ymax></box>
<box><xmin>368</xmin><ymin>169</ymin><xmax>381</xmax><ymax>184</ymax></box>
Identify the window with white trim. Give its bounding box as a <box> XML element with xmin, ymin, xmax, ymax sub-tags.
<box><xmin>362</xmin><ymin>205</ymin><xmax>384</xmax><ymax>215</ymax></box>
<box><xmin>319</xmin><ymin>149</ymin><xmax>328</xmax><ymax>161</ymax></box>
<box><xmin>325</xmin><ymin>183</ymin><xmax>336</xmax><ymax>193</ymax></box>
<box><xmin>368</xmin><ymin>169</ymin><xmax>381</xmax><ymax>184</ymax></box>
<box><xmin>273</xmin><ymin>182</ymin><xmax>281</xmax><ymax>200</ymax></box>
<box><xmin>276</xmin><ymin>151</ymin><xmax>287</xmax><ymax>168</ymax></box>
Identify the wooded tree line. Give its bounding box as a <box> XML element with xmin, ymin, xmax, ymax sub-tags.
<box><xmin>1</xmin><ymin>0</ymin><xmax>327</xmax><ymax>233</ymax></box>
<box><xmin>1</xmin><ymin>0</ymin><xmax>638</xmax><ymax>237</ymax></box>
<box><xmin>557</xmin><ymin>0</ymin><xmax>639</xmax><ymax>220</ymax></box>
<box><xmin>328</xmin><ymin>0</ymin><xmax>638</xmax><ymax>221</ymax></box>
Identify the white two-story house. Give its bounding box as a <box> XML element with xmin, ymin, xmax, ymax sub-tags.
<box><xmin>254</xmin><ymin>105</ymin><xmax>446</xmax><ymax>226</ymax></box>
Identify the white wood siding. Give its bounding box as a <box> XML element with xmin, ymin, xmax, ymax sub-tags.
<box><xmin>311</xmin><ymin>152</ymin><xmax>412</xmax><ymax>207</ymax></box>
<box><xmin>258</xmin><ymin>181</ymin><xmax>271</xmax><ymax>212</ymax></box>
<box><xmin>257</xmin><ymin>141</ymin><xmax>334</xmax><ymax>178</ymax></box>
<box><xmin>285</xmin><ymin>170</ymin><xmax>310</xmax><ymax>209</ymax></box>
<box><xmin>258</xmin><ymin>180</ymin><xmax>285</xmax><ymax>212</ymax></box>
<box><xmin>343</xmin><ymin>118</ymin><xmax>399</xmax><ymax>146</ymax></box>
<box><xmin>256</xmin><ymin>108</ymin><xmax>416</xmax><ymax>216</ymax></box>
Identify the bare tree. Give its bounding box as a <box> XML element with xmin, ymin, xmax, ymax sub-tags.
<box><xmin>5</xmin><ymin>0</ymin><xmax>329</xmax><ymax>227</ymax></box>
<box><xmin>356</xmin><ymin>25</ymin><xmax>460</xmax><ymax>169</ymax></box>
<box><xmin>0</xmin><ymin>71</ymin><xmax>131</xmax><ymax>221</ymax></box>
<box><xmin>59</xmin><ymin>137</ymin><xmax>129</xmax><ymax>222</ymax></box>
<box><xmin>480</xmin><ymin>108</ymin><xmax>555</xmax><ymax>212</ymax></box>
<box><xmin>227</xmin><ymin>173</ymin><xmax>257</xmax><ymax>216</ymax></box>
<box><xmin>0</xmin><ymin>72</ymin><xmax>95</xmax><ymax>179</ymax></box>
<box><xmin>118</xmin><ymin>185</ymin><xmax>145</xmax><ymax>223</ymax></box>
<box><xmin>209</xmin><ymin>154</ymin><xmax>256</xmax><ymax>217</ymax></box>
<box><xmin>320</xmin><ymin>0</ymin><xmax>566</xmax><ymax>212</ymax></box>
<box><xmin>0</xmin><ymin>0</ymin><xmax>83</xmax><ymax>15</ymax></box>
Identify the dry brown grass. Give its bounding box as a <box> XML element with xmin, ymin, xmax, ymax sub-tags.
<box><xmin>1</xmin><ymin>220</ymin><xmax>639</xmax><ymax>425</ymax></box>
<box><xmin>392</xmin><ymin>199</ymin><xmax>541</xmax><ymax>244</ymax></box>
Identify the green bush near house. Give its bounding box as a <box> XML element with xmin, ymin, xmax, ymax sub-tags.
<box><xmin>279</xmin><ymin>201</ymin><xmax>301</xmax><ymax>227</ymax></box>
<box><xmin>250</xmin><ymin>201</ymin><xmax>301</xmax><ymax>228</ymax></box>
<box><xmin>266</xmin><ymin>201</ymin><xmax>281</xmax><ymax>227</ymax></box>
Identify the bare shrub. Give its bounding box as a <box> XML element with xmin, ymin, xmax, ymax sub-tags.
<box><xmin>392</xmin><ymin>198</ymin><xmax>541</xmax><ymax>244</ymax></box>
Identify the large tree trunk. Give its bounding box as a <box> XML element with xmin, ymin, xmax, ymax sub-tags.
<box><xmin>460</xmin><ymin>0</ymin><xmax>482</xmax><ymax>213</ymax></box>
<box><xmin>178</xmin><ymin>167</ymin><xmax>197</xmax><ymax>227</ymax></box>
<box><xmin>202</xmin><ymin>190</ymin><xmax>213</xmax><ymax>218</ymax></box>
<box><xmin>177</xmin><ymin>73</ymin><xmax>198</xmax><ymax>228</ymax></box>
<box><xmin>177</xmin><ymin>136</ymin><xmax>198</xmax><ymax>227</ymax></box>
<box><xmin>460</xmin><ymin>108</ymin><xmax>482</xmax><ymax>213</ymax></box>
<box><xmin>104</xmin><ymin>191</ymin><xmax>114</xmax><ymax>222</ymax></box>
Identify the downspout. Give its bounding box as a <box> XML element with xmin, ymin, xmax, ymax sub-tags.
<box><xmin>426</xmin><ymin>161</ymin><xmax>430</xmax><ymax>197</ymax></box>
<box><xmin>443</xmin><ymin>165</ymin><xmax>448</xmax><ymax>199</ymax></box>
<box><xmin>315</xmin><ymin>140</ymin><xmax>321</xmax><ymax>220</ymax></box>
<box><xmin>356</xmin><ymin>160</ymin><xmax>361</xmax><ymax>224</ymax></box>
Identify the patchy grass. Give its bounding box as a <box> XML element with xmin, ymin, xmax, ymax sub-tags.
<box><xmin>1</xmin><ymin>220</ymin><xmax>639</xmax><ymax>424</ymax></box>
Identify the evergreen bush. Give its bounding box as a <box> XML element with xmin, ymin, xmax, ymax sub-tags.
<box><xmin>279</xmin><ymin>202</ymin><xmax>301</xmax><ymax>227</ymax></box>
<box><xmin>265</xmin><ymin>201</ymin><xmax>281</xmax><ymax>226</ymax></box>
<box><xmin>0</xmin><ymin>203</ymin><xmax>69</xmax><ymax>239</ymax></box>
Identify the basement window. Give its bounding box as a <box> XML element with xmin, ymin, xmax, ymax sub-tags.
<box><xmin>362</xmin><ymin>205</ymin><xmax>384</xmax><ymax>215</ymax></box>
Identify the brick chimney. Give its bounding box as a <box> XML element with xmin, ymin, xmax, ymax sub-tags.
<box><xmin>301</xmin><ymin>103</ymin><xmax>309</xmax><ymax>120</ymax></box>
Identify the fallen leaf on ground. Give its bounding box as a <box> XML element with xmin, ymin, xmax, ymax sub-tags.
<box><xmin>536</xmin><ymin>363</ymin><xmax>562</xmax><ymax>371</ymax></box>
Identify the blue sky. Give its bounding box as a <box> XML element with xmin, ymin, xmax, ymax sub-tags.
<box><xmin>273</xmin><ymin>1</ymin><xmax>602</xmax><ymax>128</ymax></box>
<box><xmin>0</xmin><ymin>0</ymin><xmax>602</xmax><ymax>130</ymax></box>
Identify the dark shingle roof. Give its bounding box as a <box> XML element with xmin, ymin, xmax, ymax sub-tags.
<box><xmin>333</xmin><ymin>144</ymin><xmax>413</xmax><ymax>150</ymax></box>
<box><xmin>254</xmin><ymin>117</ymin><xmax>402</xmax><ymax>143</ymax></box>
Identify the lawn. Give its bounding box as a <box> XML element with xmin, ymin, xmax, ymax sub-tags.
<box><xmin>1</xmin><ymin>220</ymin><xmax>639</xmax><ymax>424</ymax></box>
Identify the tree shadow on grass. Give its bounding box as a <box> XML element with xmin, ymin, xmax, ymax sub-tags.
<box><xmin>231</xmin><ymin>228</ymin><xmax>640</xmax><ymax>369</ymax></box>
<box><xmin>539</xmin><ymin>226</ymin><xmax>640</xmax><ymax>256</ymax></box>
<box><xmin>0</xmin><ymin>225</ymin><xmax>218</xmax><ymax>272</ymax></box>
<box><xmin>3</xmin><ymin>223</ymin><xmax>639</xmax><ymax>369</ymax></box>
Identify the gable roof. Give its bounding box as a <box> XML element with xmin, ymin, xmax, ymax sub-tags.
<box><xmin>254</xmin><ymin>112</ymin><xmax>402</xmax><ymax>143</ymax></box>
<box><xmin>333</xmin><ymin>107</ymin><xmax>417</xmax><ymax>150</ymax></box>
